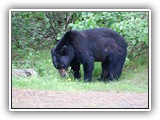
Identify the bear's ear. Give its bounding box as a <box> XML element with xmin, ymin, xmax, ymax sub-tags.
<box><xmin>66</xmin><ymin>30</ymin><xmax>72</xmax><ymax>37</ymax></box>
<box><xmin>63</xmin><ymin>30</ymin><xmax>73</xmax><ymax>41</ymax></box>
<box><xmin>61</xmin><ymin>30</ymin><xmax>76</xmax><ymax>43</ymax></box>
<box><xmin>60</xmin><ymin>45</ymin><xmax>67</xmax><ymax>55</ymax></box>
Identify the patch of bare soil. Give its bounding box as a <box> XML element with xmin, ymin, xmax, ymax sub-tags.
<box><xmin>12</xmin><ymin>89</ymin><xmax>148</xmax><ymax>108</ymax></box>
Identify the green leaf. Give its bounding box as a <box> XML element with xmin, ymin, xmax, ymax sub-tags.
<box><xmin>29</xmin><ymin>52</ymin><xmax>33</xmax><ymax>56</ymax></box>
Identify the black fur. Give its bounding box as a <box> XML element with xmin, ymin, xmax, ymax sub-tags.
<box><xmin>51</xmin><ymin>28</ymin><xmax>127</xmax><ymax>82</ymax></box>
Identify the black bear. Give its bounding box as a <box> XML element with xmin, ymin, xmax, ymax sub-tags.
<box><xmin>51</xmin><ymin>28</ymin><xmax>127</xmax><ymax>82</ymax></box>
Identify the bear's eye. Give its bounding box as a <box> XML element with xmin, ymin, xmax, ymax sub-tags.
<box><xmin>60</xmin><ymin>65</ymin><xmax>65</xmax><ymax>68</ymax></box>
<box><xmin>57</xmin><ymin>64</ymin><xmax>65</xmax><ymax>69</ymax></box>
<box><xmin>56</xmin><ymin>54</ymin><xmax>60</xmax><ymax>57</ymax></box>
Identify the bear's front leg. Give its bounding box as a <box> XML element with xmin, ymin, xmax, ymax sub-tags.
<box><xmin>83</xmin><ymin>60</ymin><xmax>94</xmax><ymax>82</ymax></box>
<box><xmin>70</xmin><ymin>61</ymin><xmax>81</xmax><ymax>79</ymax></box>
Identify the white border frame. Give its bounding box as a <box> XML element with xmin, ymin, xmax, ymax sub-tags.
<box><xmin>9</xmin><ymin>9</ymin><xmax>151</xmax><ymax>111</ymax></box>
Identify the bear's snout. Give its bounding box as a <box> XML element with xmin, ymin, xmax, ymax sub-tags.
<box><xmin>59</xmin><ymin>68</ymin><xmax>67</xmax><ymax>77</ymax></box>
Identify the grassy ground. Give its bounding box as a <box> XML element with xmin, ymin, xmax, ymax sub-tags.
<box><xmin>12</xmin><ymin>50</ymin><xmax>148</xmax><ymax>93</ymax></box>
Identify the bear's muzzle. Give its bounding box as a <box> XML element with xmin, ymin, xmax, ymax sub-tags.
<box><xmin>59</xmin><ymin>68</ymin><xmax>67</xmax><ymax>77</ymax></box>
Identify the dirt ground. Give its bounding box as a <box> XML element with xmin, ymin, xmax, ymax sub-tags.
<box><xmin>12</xmin><ymin>89</ymin><xmax>148</xmax><ymax>109</ymax></box>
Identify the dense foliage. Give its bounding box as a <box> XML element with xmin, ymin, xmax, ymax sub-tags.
<box><xmin>11</xmin><ymin>11</ymin><xmax>148</xmax><ymax>62</ymax></box>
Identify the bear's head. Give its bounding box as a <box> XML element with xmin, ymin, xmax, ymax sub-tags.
<box><xmin>51</xmin><ymin>31</ymin><xmax>75</xmax><ymax>77</ymax></box>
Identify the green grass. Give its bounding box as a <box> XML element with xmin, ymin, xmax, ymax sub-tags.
<box><xmin>12</xmin><ymin>50</ymin><xmax>149</xmax><ymax>93</ymax></box>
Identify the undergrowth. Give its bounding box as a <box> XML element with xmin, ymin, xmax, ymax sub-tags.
<box><xmin>12</xmin><ymin>49</ymin><xmax>149</xmax><ymax>93</ymax></box>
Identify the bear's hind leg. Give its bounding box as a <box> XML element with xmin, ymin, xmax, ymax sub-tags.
<box><xmin>108</xmin><ymin>62</ymin><xmax>124</xmax><ymax>81</ymax></box>
<box><xmin>101</xmin><ymin>62</ymin><xmax>109</xmax><ymax>81</ymax></box>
